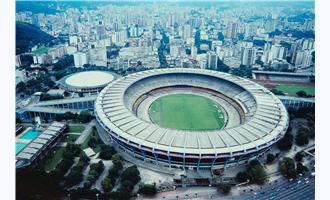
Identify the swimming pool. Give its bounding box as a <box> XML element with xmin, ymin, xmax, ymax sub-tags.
<box><xmin>19</xmin><ymin>129</ymin><xmax>40</xmax><ymax>140</ymax></box>
<box><xmin>16</xmin><ymin>143</ymin><xmax>27</xmax><ymax>154</ymax></box>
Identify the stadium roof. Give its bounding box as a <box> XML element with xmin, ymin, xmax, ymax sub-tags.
<box><xmin>60</xmin><ymin>71</ymin><xmax>115</xmax><ymax>89</ymax></box>
<box><xmin>95</xmin><ymin>68</ymin><xmax>289</xmax><ymax>155</ymax></box>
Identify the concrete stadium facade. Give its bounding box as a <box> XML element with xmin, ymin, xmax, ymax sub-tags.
<box><xmin>95</xmin><ymin>68</ymin><xmax>289</xmax><ymax>170</ymax></box>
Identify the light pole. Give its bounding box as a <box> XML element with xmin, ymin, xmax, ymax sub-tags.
<box><xmin>67</xmin><ymin>193</ymin><xmax>71</xmax><ymax>200</ymax></box>
<box><xmin>96</xmin><ymin>193</ymin><xmax>99</xmax><ymax>200</ymax></box>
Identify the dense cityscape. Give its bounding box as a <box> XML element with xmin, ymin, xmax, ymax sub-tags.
<box><xmin>15</xmin><ymin>1</ymin><xmax>315</xmax><ymax>199</ymax></box>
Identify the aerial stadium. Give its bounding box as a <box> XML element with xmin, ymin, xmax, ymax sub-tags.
<box><xmin>95</xmin><ymin>68</ymin><xmax>289</xmax><ymax>170</ymax></box>
<box><xmin>59</xmin><ymin>71</ymin><xmax>117</xmax><ymax>93</ymax></box>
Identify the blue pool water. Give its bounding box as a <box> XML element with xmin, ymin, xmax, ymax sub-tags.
<box><xmin>16</xmin><ymin>143</ymin><xmax>27</xmax><ymax>154</ymax></box>
<box><xmin>19</xmin><ymin>130</ymin><xmax>40</xmax><ymax>140</ymax></box>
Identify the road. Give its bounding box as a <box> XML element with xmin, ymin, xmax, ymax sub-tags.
<box><xmin>235</xmin><ymin>173</ymin><xmax>315</xmax><ymax>200</ymax></box>
<box><xmin>148</xmin><ymin>172</ymin><xmax>315</xmax><ymax>200</ymax></box>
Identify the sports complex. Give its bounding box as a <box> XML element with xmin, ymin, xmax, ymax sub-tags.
<box><xmin>95</xmin><ymin>68</ymin><xmax>289</xmax><ymax>170</ymax></box>
<box><xmin>59</xmin><ymin>71</ymin><xmax>117</xmax><ymax>93</ymax></box>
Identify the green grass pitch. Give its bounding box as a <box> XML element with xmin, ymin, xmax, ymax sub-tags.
<box><xmin>275</xmin><ymin>84</ymin><xmax>315</xmax><ymax>96</ymax></box>
<box><xmin>149</xmin><ymin>94</ymin><xmax>225</xmax><ymax>131</ymax></box>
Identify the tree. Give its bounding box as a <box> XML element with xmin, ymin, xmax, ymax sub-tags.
<box><xmin>116</xmin><ymin>180</ymin><xmax>135</xmax><ymax>199</ymax></box>
<box><xmin>296</xmin><ymin>90</ymin><xmax>307</xmax><ymax>97</ymax></box>
<box><xmin>266</xmin><ymin>153</ymin><xmax>275</xmax><ymax>164</ymax></box>
<box><xmin>294</xmin><ymin>152</ymin><xmax>304</xmax><ymax>162</ymax></box>
<box><xmin>63</xmin><ymin>111</ymin><xmax>76</xmax><ymax>121</ymax></box>
<box><xmin>78</xmin><ymin>110</ymin><xmax>93</xmax><ymax>123</ymax></box>
<box><xmin>83</xmin><ymin>181</ymin><xmax>92</xmax><ymax>189</ymax></box>
<box><xmin>87</xmin><ymin>161</ymin><xmax>105</xmax><ymax>185</ymax></box>
<box><xmin>217</xmin><ymin>183</ymin><xmax>231</xmax><ymax>195</ymax></box>
<box><xmin>99</xmin><ymin>145</ymin><xmax>116</xmax><ymax>160</ymax></box>
<box><xmin>271</xmin><ymin>89</ymin><xmax>285</xmax><ymax>96</ymax></box>
<box><xmin>279</xmin><ymin>157</ymin><xmax>297</xmax><ymax>179</ymax></box>
<box><xmin>296</xmin><ymin>163</ymin><xmax>309</xmax><ymax>174</ymax></box>
<box><xmin>102</xmin><ymin>177</ymin><xmax>113</xmax><ymax>192</ymax></box>
<box><xmin>231</xmin><ymin>65</ymin><xmax>252</xmax><ymax>78</ymax></box>
<box><xmin>63</xmin><ymin>91</ymin><xmax>70</xmax><ymax>97</ymax></box>
<box><xmin>112</xmin><ymin>154</ymin><xmax>123</xmax><ymax>170</ymax></box>
<box><xmin>138</xmin><ymin>183</ymin><xmax>157</xmax><ymax>196</ymax></box>
<box><xmin>16</xmin><ymin>82</ymin><xmax>26</xmax><ymax>93</ymax></box>
<box><xmin>277</xmin><ymin>129</ymin><xmax>293</xmax><ymax>151</ymax></box>
<box><xmin>235</xmin><ymin>171</ymin><xmax>249</xmax><ymax>183</ymax></box>
<box><xmin>16</xmin><ymin>168</ymin><xmax>65</xmax><ymax>199</ymax></box>
<box><xmin>16</xmin><ymin>117</ymin><xmax>22</xmax><ymax>124</ymax></box>
<box><xmin>216</xmin><ymin>59</ymin><xmax>230</xmax><ymax>72</ymax></box>
<box><xmin>295</xmin><ymin>128</ymin><xmax>309</xmax><ymax>146</ymax></box>
<box><xmin>246</xmin><ymin>160</ymin><xmax>267</xmax><ymax>184</ymax></box>
<box><xmin>235</xmin><ymin>160</ymin><xmax>267</xmax><ymax>184</ymax></box>
<box><xmin>121</xmin><ymin>165</ymin><xmax>141</xmax><ymax>185</ymax></box>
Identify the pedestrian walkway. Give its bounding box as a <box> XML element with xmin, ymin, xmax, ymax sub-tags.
<box><xmin>75</xmin><ymin>120</ymin><xmax>95</xmax><ymax>145</ymax></box>
<box><xmin>57</xmin><ymin>142</ymin><xmax>67</xmax><ymax>147</ymax></box>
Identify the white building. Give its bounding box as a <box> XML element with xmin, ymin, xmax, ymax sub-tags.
<box><xmin>73</xmin><ymin>52</ymin><xmax>88</xmax><ymax>68</ymax></box>
<box><xmin>294</xmin><ymin>50</ymin><xmax>313</xmax><ymax>68</ymax></box>
<box><xmin>69</xmin><ymin>35</ymin><xmax>78</xmax><ymax>46</ymax></box>
<box><xmin>241</xmin><ymin>47</ymin><xmax>256</xmax><ymax>66</ymax></box>
<box><xmin>66</xmin><ymin>46</ymin><xmax>78</xmax><ymax>55</ymax></box>
<box><xmin>88</xmin><ymin>47</ymin><xmax>107</xmax><ymax>66</ymax></box>
<box><xmin>191</xmin><ymin>46</ymin><xmax>198</xmax><ymax>59</ymax></box>
<box><xmin>170</xmin><ymin>45</ymin><xmax>181</xmax><ymax>57</ymax></box>
<box><xmin>206</xmin><ymin>51</ymin><xmax>218</xmax><ymax>69</ymax></box>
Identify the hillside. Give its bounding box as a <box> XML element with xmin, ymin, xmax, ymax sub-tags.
<box><xmin>16</xmin><ymin>22</ymin><xmax>54</xmax><ymax>55</ymax></box>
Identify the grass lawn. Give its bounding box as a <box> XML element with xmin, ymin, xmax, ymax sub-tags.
<box><xmin>68</xmin><ymin>125</ymin><xmax>85</xmax><ymax>133</ymax></box>
<box><xmin>43</xmin><ymin>147</ymin><xmax>66</xmax><ymax>171</ymax></box>
<box><xmin>33</xmin><ymin>46</ymin><xmax>49</xmax><ymax>55</ymax></box>
<box><xmin>149</xmin><ymin>94</ymin><xmax>225</xmax><ymax>130</ymax></box>
<box><xmin>275</xmin><ymin>84</ymin><xmax>315</xmax><ymax>96</ymax></box>
<box><xmin>64</xmin><ymin>134</ymin><xmax>80</xmax><ymax>143</ymax></box>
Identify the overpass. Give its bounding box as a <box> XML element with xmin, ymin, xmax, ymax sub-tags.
<box><xmin>278</xmin><ymin>96</ymin><xmax>315</xmax><ymax>110</ymax></box>
<box><xmin>17</xmin><ymin>96</ymin><xmax>97</xmax><ymax>120</ymax></box>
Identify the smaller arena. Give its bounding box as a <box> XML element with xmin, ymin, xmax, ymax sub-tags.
<box><xmin>59</xmin><ymin>71</ymin><xmax>116</xmax><ymax>93</ymax></box>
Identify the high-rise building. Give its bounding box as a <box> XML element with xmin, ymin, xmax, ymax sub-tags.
<box><xmin>89</xmin><ymin>47</ymin><xmax>107</xmax><ymax>66</ymax></box>
<box><xmin>294</xmin><ymin>50</ymin><xmax>312</xmax><ymax>68</ymax></box>
<box><xmin>116</xmin><ymin>29</ymin><xmax>128</xmax><ymax>45</ymax></box>
<box><xmin>241</xmin><ymin>47</ymin><xmax>256</xmax><ymax>66</ymax></box>
<box><xmin>226</xmin><ymin>22</ymin><xmax>238</xmax><ymax>39</ymax></box>
<box><xmin>206</xmin><ymin>51</ymin><xmax>218</xmax><ymax>69</ymax></box>
<box><xmin>183</xmin><ymin>24</ymin><xmax>191</xmax><ymax>39</ymax></box>
<box><xmin>270</xmin><ymin>44</ymin><xmax>286</xmax><ymax>60</ymax></box>
<box><xmin>97</xmin><ymin>22</ymin><xmax>106</xmax><ymax>39</ymax></box>
<box><xmin>69</xmin><ymin>35</ymin><xmax>78</xmax><ymax>46</ymax></box>
<box><xmin>73</xmin><ymin>52</ymin><xmax>88</xmax><ymax>68</ymax></box>
<box><xmin>191</xmin><ymin>45</ymin><xmax>198</xmax><ymax>59</ymax></box>
<box><xmin>302</xmin><ymin>39</ymin><xmax>315</xmax><ymax>50</ymax></box>
<box><xmin>170</xmin><ymin>45</ymin><xmax>181</xmax><ymax>57</ymax></box>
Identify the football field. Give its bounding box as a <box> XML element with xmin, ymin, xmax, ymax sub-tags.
<box><xmin>275</xmin><ymin>84</ymin><xmax>315</xmax><ymax>96</ymax></box>
<box><xmin>149</xmin><ymin>94</ymin><xmax>225</xmax><ymax>131</ymax></box>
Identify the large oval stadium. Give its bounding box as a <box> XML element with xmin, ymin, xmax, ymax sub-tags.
<box><xmin>95</xmin><ymin>68</ymin><xmax>289</xmax><ymax>170</ymax></box>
